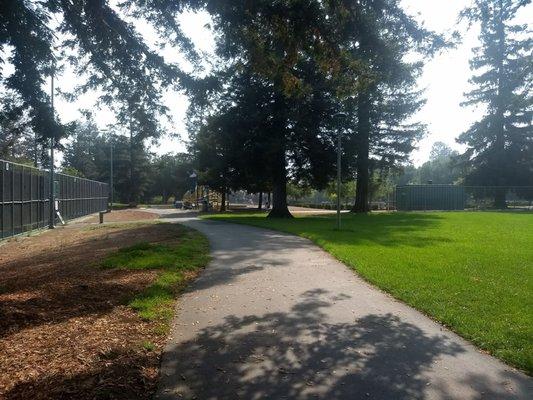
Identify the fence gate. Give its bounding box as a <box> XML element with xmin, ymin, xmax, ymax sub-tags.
<box><xmin>1</xmin><ymin>160</ymin><xmax>109</xmax><ymax>239</ymax></box>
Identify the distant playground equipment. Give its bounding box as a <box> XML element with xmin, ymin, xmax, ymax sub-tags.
<box><xmin>182</xmin><ymin>185</ymin><xmax>223</xmax><ymax>211</ymax></box>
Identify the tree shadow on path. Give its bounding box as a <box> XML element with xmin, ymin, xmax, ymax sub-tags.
<box><xmin>157</xmin><ymin>289</ymin><xmax>472</xmax><ymax>400</ymax></box>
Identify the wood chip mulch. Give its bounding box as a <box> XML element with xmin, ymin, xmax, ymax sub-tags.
<box><xmin>0</xmin><ymin>219</ymin><xmax>187</xmax><ymax>400</ymax></box>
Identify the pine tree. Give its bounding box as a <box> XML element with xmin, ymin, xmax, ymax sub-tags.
<box><xmin>458</xmin><ymin>0</ymin><xmax>532</xmax><ymax>208</ymax></box>
<box><xmin>183</xmin><ymin>1</ymin><xmax>363</xmax><ymax>217</ymax></box>
<box><xmin>337</xmin><ymin>0</ymin><xmax>447</xmax><ymax>212</ymax></box>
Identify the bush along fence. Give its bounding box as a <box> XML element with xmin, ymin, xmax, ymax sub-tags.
<box><xmin>1</xmin><ymin>159</ymin><xmax>109</xmax><ymax>239</ymax></box>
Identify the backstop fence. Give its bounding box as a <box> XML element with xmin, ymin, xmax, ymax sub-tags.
<box><xmin>1</xmin><ymin>159</ymin><xmax>109</xmax><ymax>239</ymax></box>
<box><xmin>395</xmin><ymin>185</ymin><xmax>533</xmax><ymax>211</ymax></box>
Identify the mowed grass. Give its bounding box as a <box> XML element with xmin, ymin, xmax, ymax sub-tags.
<box><xmin>102</xmin><ymin>225</ymin><xmax>210</xmax><ymax>327</ymax></box>
<box><xmin>205</xmin><ymin>211</ymin><xmax>533</xmax><ymax>374</ymax></box>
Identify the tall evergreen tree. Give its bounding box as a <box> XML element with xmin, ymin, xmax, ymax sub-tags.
<box><xmin>189</xmin><ymin>68</ymin><xmax>275</xmax><ymax>212</ymax></box>
<box><xmin>183</xmin><ymin>1</ymin><xmax>363</xmax><ymax>217</ymax></box>
<box><xmin>189</xmin><ymin>60</ymin><xmax>343</xmax><ymax>217</ymax></box>
<box><xmin>338</xmin><ymin>0</ymin><xmax>447</xmax><ymax>212</ymax></box>
<box><xmin>458</xmin><ymin>0</ymin><xmax>532</xmax><ymax>208</ymax></box>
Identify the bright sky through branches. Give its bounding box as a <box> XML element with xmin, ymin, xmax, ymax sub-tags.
<box><xmin>50</xmin><ymin>0</ymin><xmax>532</xmax><ymax>166</ymax></box>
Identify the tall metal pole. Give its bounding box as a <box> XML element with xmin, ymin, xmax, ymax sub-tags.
<box><xmin>110</xmin><ymin>139</ymin><xmax>114</xmax><ymax>209</ymax></box>
<box><xmin>336</xmin><ymin>129</ymin><xmax>342</xmax><ymax>230</ymax></box>
<box><xmin>49</xmin><ymin>69</ymin><xmax>55</xmax><ymax>229</ymax></box>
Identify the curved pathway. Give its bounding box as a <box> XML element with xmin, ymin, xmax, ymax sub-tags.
<box><xmin>153</xmin><ymin>210</ymin><xmax>531</xmax><ymax>400</ymax></box>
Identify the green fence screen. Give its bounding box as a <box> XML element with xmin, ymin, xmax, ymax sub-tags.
<box><xmin>396</xmin><ymin>185</ymin><xmax>465</xmax><ymax>211</ymax></box>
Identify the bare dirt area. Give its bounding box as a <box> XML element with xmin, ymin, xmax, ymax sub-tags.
<box><xmin>0</xmin><ymin>218</ymin><xmax>187</xmax><ymax>400</ymax></box>
<box><xmin>80</xmin><ymin>208</ymin><xmax>159</xmax><ymax>224</ymax></box>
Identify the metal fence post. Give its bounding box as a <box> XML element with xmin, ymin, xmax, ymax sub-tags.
<box><xmin>1</xmin><ymin>161</ymin><xmax>3</xmax><ymax>239</ymax></box>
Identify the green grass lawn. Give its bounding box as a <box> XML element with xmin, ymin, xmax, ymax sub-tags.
<box><xmin>102</xmin><ymin>224</ymin><xmax>210</xmax><ymax>329</ymax></box>
<box><xmin>204</xmin><ymin>211</ymin><xmax>533</xmax><ymax>374</ymax></box>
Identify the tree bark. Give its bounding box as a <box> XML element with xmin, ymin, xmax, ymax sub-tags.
<box><xmin>258</xmin><ymin>191</ymin><xmax>263</xmax><ymax>210</ymax></box>
<box><xmin>220</xmin><ymin>190</ymin><xmax>226</xmax><ymax>212</ymax></box>
<box><xmin>268</xmin><ymin>144</ymin><xmax>292</xmax><ymax>218</ymax></box>
<box><xmin>352</xmin><ymin>91</ymin><xmax>371</xmax><ymax>213</ymax></box>
<box><xmin>494</xmin><ymin>188</ymin><xmax>506</xmax><ymax>209</ymax></box>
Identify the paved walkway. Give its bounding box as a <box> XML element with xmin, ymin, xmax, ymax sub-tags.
<box><xmin>154</xmin><ymin>210</ymin><xmax>531</xmax><ymax>400</ymax></box>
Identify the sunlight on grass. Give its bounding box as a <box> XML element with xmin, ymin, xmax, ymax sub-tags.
<box><xmin>205</xmin><ymin>211</ymin><xmax>533</xmax><ymax>374</ymax></box>
<box><xmin>102</xmin><ymin>226</ymin><xmax>210</xmax><ymax>328</ymax></box>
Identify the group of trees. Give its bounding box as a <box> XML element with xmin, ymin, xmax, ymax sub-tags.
<box><xmin>188</xmin><ymin>0</ymin><xmax>448</xmax><ymax>216</ymax></box>
<box><xmin>190</xmin><ymin>0</ymin><xmax>531</xmax><ymax>214</ymax></box>
<box><xmin>398</xmin><ymin>142</ymin><xmax>463</xmax><ymax>186</ymax></box>
<box><xmin>1</xmin><ymin>0</ymin><xmax>531</xmax><ymax>213</ymax></box>
<box><xmin>61</xmin><ymin>122</ymin><xmax>194</xmax><ymax>204</ymax></box>
<box><xmin>0</xmin><ymin>116</ymin><xmax>196</xmax><ymax>204</ymax></box>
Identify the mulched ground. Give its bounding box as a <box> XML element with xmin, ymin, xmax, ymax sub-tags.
<box><xmin>0</xmin><ymin>212</ymin><xmax>189</xmax><ymax>400</ymax></box>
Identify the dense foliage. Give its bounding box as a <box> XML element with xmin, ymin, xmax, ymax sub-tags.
<box><xmin>62</xmin><ymin>121</ymin><xmax>193</xmax><ymax>204</ymax></box>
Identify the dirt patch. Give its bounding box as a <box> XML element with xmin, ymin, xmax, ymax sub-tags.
<box><xmin>80</xmin><ymin>208</ymin><xmax>159</xmax><ymax>224</ymax></box>
<box><xmin>0</xmin><ymin>222</ymin><xmax>192</xmax><ymax>400</ymax></box>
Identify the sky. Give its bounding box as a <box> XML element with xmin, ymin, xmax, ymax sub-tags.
<box><xmin>51</xmin><ymin>0</ymin><xmax>532</xmax><ymax>166</ymax></box>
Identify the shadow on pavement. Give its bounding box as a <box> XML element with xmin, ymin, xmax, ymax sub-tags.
<box><xmin>158</xmin><ymin>288</ymin><xmax>522</xmax><ymax>400</ymax></box>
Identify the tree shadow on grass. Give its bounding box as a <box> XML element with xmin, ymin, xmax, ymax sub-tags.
<box><xmin>224</xmin><ymin>212</ymin><xmax>453</xmax><ymax>248</ymax></box>
<box><xmin>156</xmin><ymin>289</ymin><xmax>472</xmax><ymax>400</ymax></box>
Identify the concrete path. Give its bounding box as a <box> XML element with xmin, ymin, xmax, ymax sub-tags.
<box><xmin>153</xmin><ymin>210</ymin><xmax>532</xmax><ymax>400</ymax></box>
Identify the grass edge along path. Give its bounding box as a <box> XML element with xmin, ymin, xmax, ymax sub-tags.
<box><xmin>101</xmin><ymin>224</ymin><xmax>210</xmax><ymax>333</ymax></box>
<box><xmin>203</xmin><ymin>211</ymin><xmax>533</xmax><ymax>375</ymax></box>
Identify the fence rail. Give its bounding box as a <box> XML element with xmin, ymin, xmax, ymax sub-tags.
<box><xmin>1</xmin><ymin>159</ymin><xmax>109</xmax><ymax>239</ymax></box>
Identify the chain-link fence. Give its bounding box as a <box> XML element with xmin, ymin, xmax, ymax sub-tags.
<box><xmin>1</xmin><ymin>159</ymin><xmax>109</xmax><ymax>239</ymax></box>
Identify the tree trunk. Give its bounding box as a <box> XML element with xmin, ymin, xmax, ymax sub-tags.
<box><xmin>352</xmin><ymin>91</ymin><xmax>371</xmax><ymax>213</ymax></box>
<box><xmin>220</xmin><ymin>190</ymin><xmax>226</xmax><ymax>212</ymax></box>
<box><xmin>494</xmin><ymin>187</ymin><xmax>507</xmax><ymax>209</ymax></box>
<box><xmin>268</xmin><ymin>145</ymin><xmax>292</xmax><ymax>218</ymax></box>
<box><xmin>258</xmin><ymin>191</ymin><xmax>263</xmax><ymax>210</ymax></box>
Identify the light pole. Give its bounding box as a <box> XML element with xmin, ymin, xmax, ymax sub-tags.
<box><xmin>334</xmin><ymin>112</ymin><xmax>346</xmax><ymax>230</ymax></box>
<box><xmin>190</xmin><ymin>172</ymin><xmax>198</xmax><ymax>208</ymax></box>
<box><xmin>49</xmin><ymin>64</ymin><xmax>56</xmax><ymax>229</ymax></box>
<box><xmin>110</xmin><ymin>138</ymin><xmax>114</xmax><ymax>209</ymax></box>
<box><xmin>336</xmin><ymin>128</ymin><xmax>342</xmax><ymax>230</ymax></box>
